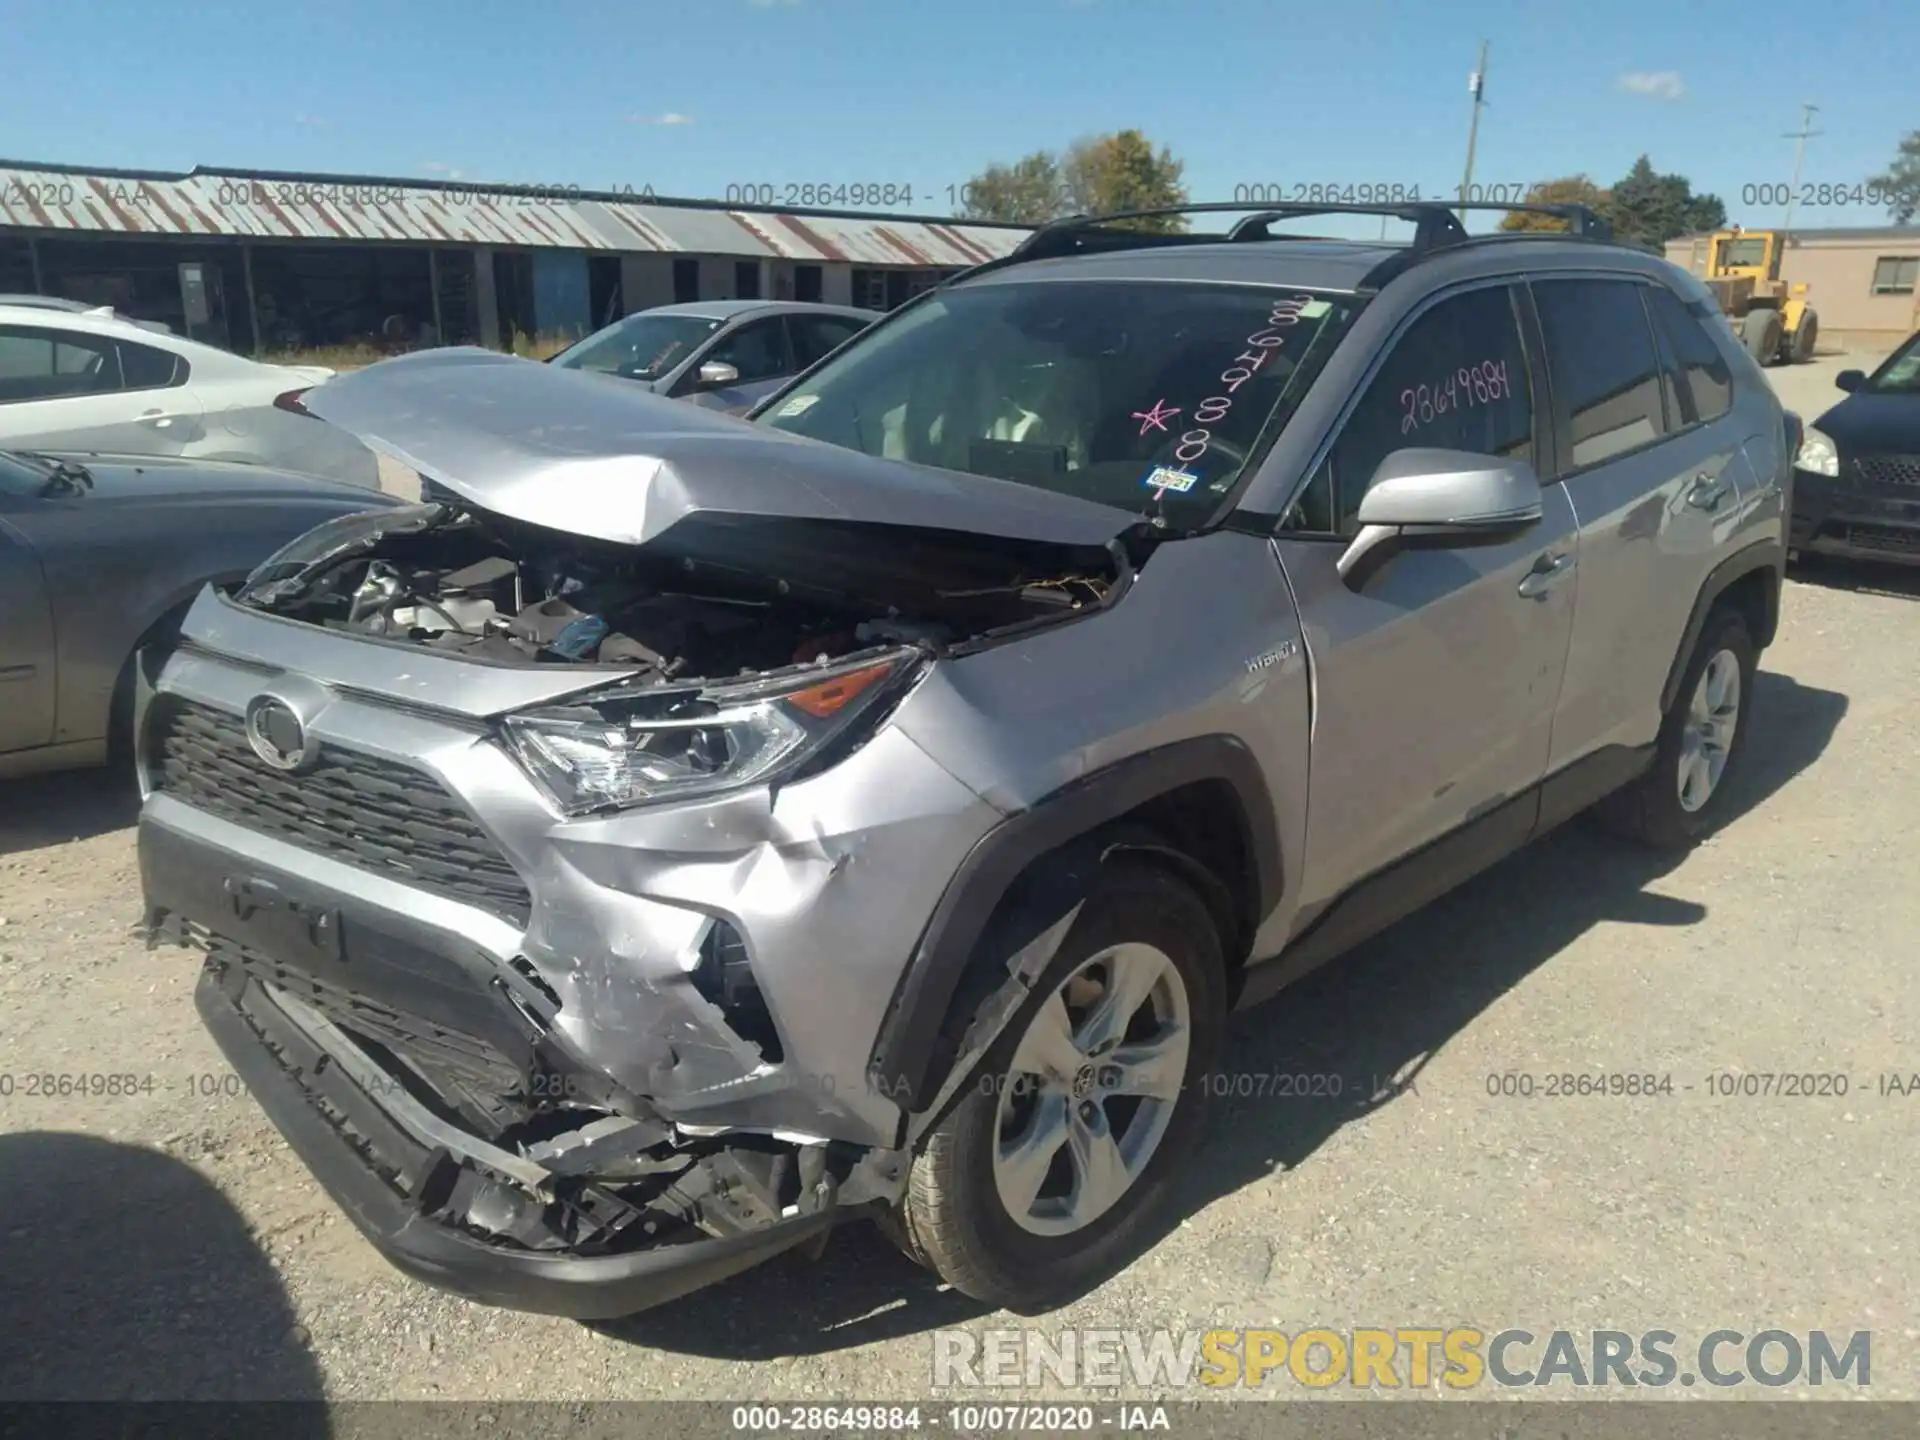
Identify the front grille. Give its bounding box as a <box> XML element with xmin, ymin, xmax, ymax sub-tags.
<box><xmin>1851</xmin><ymin>454</ymin><xmax>1920</xmax><ymax>488</ymax></box>
<box><xmin>148</xmin><ymin>697</ymin><xmax>532</xmax><ymax>927</ymax></box>
<box><xmin>1840</xmin><ymin>523</ymin><xmax>1920</xmax><ymax>555</ymax></box>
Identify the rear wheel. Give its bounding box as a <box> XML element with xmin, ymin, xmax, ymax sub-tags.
<box><xmin>1742</xmin><ymin>310</ymin><xmax>1782</xmax><ymax>367</ymax></box>
<box><xmin>894</xmin><ymin>856</ymin><xmax>1224</xmax><ymax>1311</ymax></box>
<box><xmin>1595</xmin><ymin>608</ymin><xmax>1757</xmax><ymax>849</ymax></box>
<box><xmin>1790</xmin><ymin>310</ymin><xmax>1819</xmax><ymax>363</ymax></box>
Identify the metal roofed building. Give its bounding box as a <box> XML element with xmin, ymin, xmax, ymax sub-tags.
<box><xmin>0</xmin><ymin>159</ymin><xmax>1032</xmax><ymax>354</ymax></box>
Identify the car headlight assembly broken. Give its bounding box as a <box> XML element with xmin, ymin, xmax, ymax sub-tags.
<box><xmin>501</xmin><ymin>652</ymin><xmax>917</xmax><ymax>813</ymax></box>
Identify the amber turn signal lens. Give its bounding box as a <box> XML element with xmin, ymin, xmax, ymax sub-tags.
<box><xmin>784</xmin><ymin>662</ymin><xmax>895</xmax><ymax>719</ymax></box>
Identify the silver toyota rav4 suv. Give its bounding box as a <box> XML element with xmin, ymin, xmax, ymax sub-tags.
<box><xmin>138</xmin><ymin>203</ymin><xmax>1792</xmax><ymax>1319</ymax></box>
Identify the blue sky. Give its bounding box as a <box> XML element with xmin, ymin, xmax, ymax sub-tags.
<box><xmin>4</xmin><ymin>0</ymin><xmax>1914</xmax><ymax>235</ymax></box>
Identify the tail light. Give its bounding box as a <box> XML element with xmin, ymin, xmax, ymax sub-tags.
<box><xmin>273</xmin><ymin>388</ymin><xmax>313</xmax><ymax>416</ymax></box>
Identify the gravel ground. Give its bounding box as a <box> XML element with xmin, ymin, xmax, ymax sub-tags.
<box><xmin>2</xmin><ymin>351</ymin><xmax>1915</xmax><ymax>1407</ymax></box>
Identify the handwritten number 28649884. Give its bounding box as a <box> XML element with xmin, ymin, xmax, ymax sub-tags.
<box><xmin>1400</xmin><ymin>359</ymin><xmax>1510</xmax><ymax>434</ymax></box>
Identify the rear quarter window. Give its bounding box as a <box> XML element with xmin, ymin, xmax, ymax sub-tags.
<box><xmin>119</xmin><ymin>339</ymin><xmax>189</xmax><ymax>391</ymax></box>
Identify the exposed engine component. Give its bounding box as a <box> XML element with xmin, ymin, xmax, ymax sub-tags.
<box><xmin>235</xmin><ymin>502</ymin><xmax>1120</xmax><ymax>679</ymax></box>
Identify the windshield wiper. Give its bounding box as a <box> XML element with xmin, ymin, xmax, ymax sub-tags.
<box><xmin>18</xmin><ymin>452</ymin><xmax>95</xmax><ymax>494</ymax></box>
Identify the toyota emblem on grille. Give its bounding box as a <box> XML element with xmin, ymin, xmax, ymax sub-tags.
<box><xmin>244</xmin><ymin>695</ymin><xmax>317</xmax><ymax>772</ymax></box>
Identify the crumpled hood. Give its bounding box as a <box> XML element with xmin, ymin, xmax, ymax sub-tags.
<box><xmin>300</xmin><ymin>347</ymin><xmax>1137</xmax><ymax>548</ymax></box>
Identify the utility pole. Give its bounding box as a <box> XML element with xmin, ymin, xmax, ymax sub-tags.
<box><xmin>1460</xmin><ymin>40</ymin><xmax>1489</xmax><ymax>215</ymax></box>
<box><xmin>1780</xmin><ymin>103</ymin><xmax>1821</xmax><ymax>237</ymax></box>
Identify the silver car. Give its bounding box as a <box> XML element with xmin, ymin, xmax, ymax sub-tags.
<box><xmin>0</xmin><ymin>449</ymin><xmax>397</xmax><ymax>780</ymax></box>
<box><xmin>546</xmin><ymin>300</ymin><xmax>880</xmax><ymax>415</ymax></box>
<box><xmin>138</xmin><ymin>202</ymin><xmax>1790</xmax><ymax>1319</ymax></box>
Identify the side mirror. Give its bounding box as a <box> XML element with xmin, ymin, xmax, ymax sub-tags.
<box><xmin>1337</xmin><ymin>449</ymin><xmax>1544</xmax><ymax>589</ymax></box>
<box><xmin>696</xmin><ymin>360</ymin><xmax>740</xmax><ymax>390</ymax></box>
<box><xmin>1835</xmin><ymin>369</ymin><xmax>1865</xmax><ymax>393</ymax></box>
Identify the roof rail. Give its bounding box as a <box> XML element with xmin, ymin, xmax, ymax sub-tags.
<box><xmin>934</xmin><ymin>199</ymin><xmax>1616</xmax><ymax>292</ymax></box>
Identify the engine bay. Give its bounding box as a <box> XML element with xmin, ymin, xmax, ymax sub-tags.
<box><xmin>233</xmin><ymin>502</ymin><xmax>1123</xmax><ymax>680</ymax></box>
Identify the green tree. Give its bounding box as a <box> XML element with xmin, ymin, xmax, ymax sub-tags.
<box><xmin>955</xmin><ymin>150</ymin><xmax>1071</xmax><ymax>227</ymax></box>
<box><xmin>1061</xmin><ymin>130</ymin><xmax>1189</xmax><ymax>232</ymax></box>
<box><xmin>1867</xmin><ymin>129</ymin><xmax>1920</xmax><ymax>224</ymax></box>
<box><xmin>1604</xmin><ymin>155</ymin><xmax>1725</xmax><ymax>248</ymax></box>
<box><xmin>1498</xmin><ymin>175</ymin><xmax>1610</xmax><ymax>232</ymax></box>
<box><xmin>957</xmin><ymin>130</ymin><xmax>1188</xmax><ymax>231</ymax></box>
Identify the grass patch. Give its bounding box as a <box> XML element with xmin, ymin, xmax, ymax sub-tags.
<box><xmin>261</xmin><ymin>330</ymin><xmax>577</xmax><ymax>373</ymax></box>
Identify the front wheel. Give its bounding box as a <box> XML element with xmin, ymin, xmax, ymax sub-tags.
<box><xmin>893</xmin><ymin>856</ymin><xmax>1225</xmax><ymax>1311</ymax></box>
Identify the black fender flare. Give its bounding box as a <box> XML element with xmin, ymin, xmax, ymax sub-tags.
<box><xmin>865</xmin><ymin>735</ymin><xmax>1283</xmax><ymax>1116</ymax></box>
<box><xmin>1658</xmin><ymin>538</ymin><xmax>1784</xmax><ymax>716</ymax></box>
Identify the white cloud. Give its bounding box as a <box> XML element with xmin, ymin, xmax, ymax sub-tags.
<box><xmin>421</xmin><ymin>162</ymin><xmax>465</xmax><ymax>179</ymax></box>
<box><xmin>747</xmin><ymin>0</ymin><xmax>800</xmax><ymax>7</ymax></box>
<box><xmin>629</xmin><ymin>112</ymin><xmax>694</xmax><ymax>126</ymax></box>
<box><xmin>1618</xmin><ymin>70</ymin><xmax>1685</xmax><ymax>101</ymax></box>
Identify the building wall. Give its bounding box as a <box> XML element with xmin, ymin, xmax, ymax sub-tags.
<box><xmin>1666</xmin><ymin>233</ymin><xmax>1920</xmax><ymax>348</ymax></box>
<box><xmin>1781</xmin><ymin>238</ymin><xmax>1919</xmax><ymax>343</ymax></box>
<box><xmin>614</xmin><ymin>252</ymin><xmax>888</xmax><ymax>316</ymax></box>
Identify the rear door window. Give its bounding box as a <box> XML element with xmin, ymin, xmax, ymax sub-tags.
<box><xmin>787</xmin><ymin>314</ymin><xmax>867</xmax><ymax>370</ymax></box>
<box><xmin>1643</xmin><ymin>286</ymin><xmax>1733</xmax><ymax>426</ymax></box>
<box><xmin>1532</xmin><ymin>280</ymin><xmax>1669</xmax><ymax>473</ymax></box>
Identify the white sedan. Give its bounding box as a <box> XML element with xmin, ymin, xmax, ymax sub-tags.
<box><xmin>0</xmin><ymin>302</ymin><xmax>379</xmax><ymax>488</ymax></box>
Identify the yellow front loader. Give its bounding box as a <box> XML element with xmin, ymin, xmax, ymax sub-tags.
<box><xmin>1697</xmin><ymin>229</ymin><xmax>1818</xmax><ymax>366</ymax></box>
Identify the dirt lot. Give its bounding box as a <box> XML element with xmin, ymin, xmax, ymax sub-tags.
<box><xmin>3</xmin><ymin>350</ymin><xmax>1916</xmax><ymax>1405</ymax></box>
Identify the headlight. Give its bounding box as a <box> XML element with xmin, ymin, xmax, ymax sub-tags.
<box><xmin>1795</xmin><ymin>426</ymin><xmax>1839</xmax><ymax>478</ymax></box>
<box><xmin>500</xmin><ymin>650</ymin><xmax>919</xmax><ymax>815</ymax></box>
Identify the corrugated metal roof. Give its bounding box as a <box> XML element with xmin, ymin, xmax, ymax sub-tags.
<box><xmin>0</xmin><ymin>162</ymin><xmax>1030</xmax><ymax>265</ymax></box>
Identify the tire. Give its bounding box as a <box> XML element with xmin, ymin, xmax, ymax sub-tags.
<box><xmin>1790</xmin><ymin>310</ymin><xmax>1819</xmax><ymax>364</ymax></box>
<box><xmin>1595</xmin><ymin>608</ymin><xmax>1757</xmax><ymax>849</ymax></box>
<box><xmin>1742</xmin><ymin>310</ymin><xmax>1782</xmax><ymax>367</ymax></box>
<box><xmin>894</xmin><ymin>855</ymin><xmax>1226</xmax><ymax>1311</ymax></box>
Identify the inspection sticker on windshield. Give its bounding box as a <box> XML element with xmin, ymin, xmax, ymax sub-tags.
<box><xmin>1143</xmin><ymin>466</ymin><xmax>1200</xmax><ymax>495</ymax></box>
<box><xmin>776</xmin><ymin>394</ymin><xmax>820</xmax><ymax>417</ymax></box>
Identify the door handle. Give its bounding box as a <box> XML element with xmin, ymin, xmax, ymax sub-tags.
<box><xmin>138</xmin><ymin>410</ymin><xmax>174</xmax><ymax>430</ymax></box>
<box><xmin>1516</xmin><ymin>551</ymin><xmax>1575</xmax><ymax>600</ymax></box>
<box><xmin>1685</xmin><ymin>473</ymin><xmax>1730</xmax><ymax>510</ymax></box>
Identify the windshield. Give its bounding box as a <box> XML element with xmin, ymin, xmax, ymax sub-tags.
<box><xmin>0</xmin><ymin>450</ymin><xmax>52</xmax><ymax>498</ymax></box>
<box><xmin>1863</xmin><ymin>333</ymin><xmax>1920</xmax><ymax>395</ymax></box>
<box><xmin>754</xmin><ymin>280</ymin><xmax>1357</xmax><ymax>527</ymax></box>
<box><xmin>1718</xmin><ymin>238</ymin><xmax>1770</xmax><ymax>268</ymax></box>
<box><xmin>550</xmin><ymin>312</ymin><xmax>724</xmax><ymax>381</ymax></box>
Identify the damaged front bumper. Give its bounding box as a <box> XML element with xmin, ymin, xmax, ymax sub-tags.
<box><xmin>190</xmin><ymin>956</ymin><xmax>855</xmax><ymax>1319</ymax></box>
<box><xmin>137</xmin><ymin>737</ymin><xmax>944</xmax><ymax>1317</ymax></box>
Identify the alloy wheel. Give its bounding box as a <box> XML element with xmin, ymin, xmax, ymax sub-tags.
<box><xmin>991</xmin><ymin>942</ymin><xmax>1191</xmax><ymax>1237</ymax></box>
<box><xmin>1677</xmin><ymin>648</ymin><xmax>1741</xmax><ymax>813</ymax></box>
